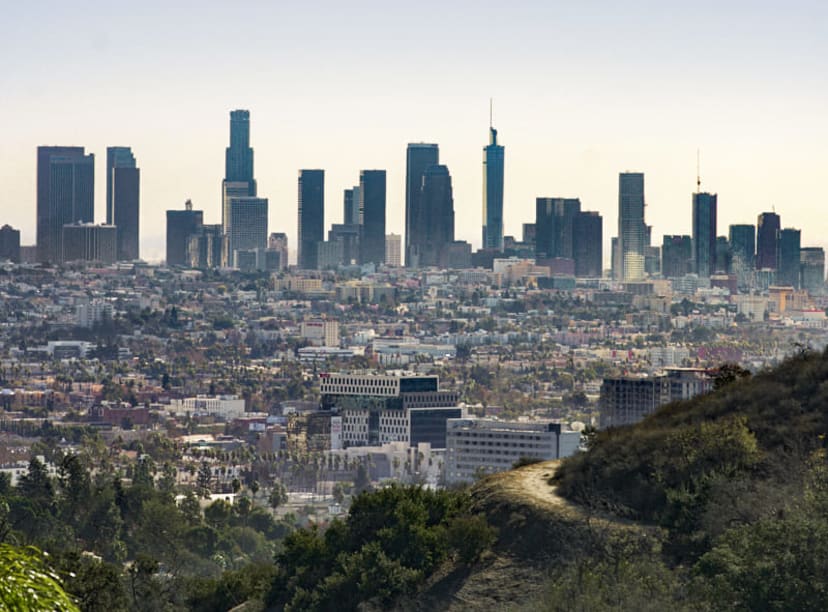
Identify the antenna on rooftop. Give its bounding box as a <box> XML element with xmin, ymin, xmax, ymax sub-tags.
<box><xmin>489</xmin><ymin>98</ymin><xmax>493</xmax><ymax>129</ymax></box>
<box><xmin>185</xmin><ymin>199</ymin><xmax>193</xmax><ymax>211</ymax></box>
<box><xmin>696</xmin><ymin>149</ymin><xmax>701</xmax><ymax>192</ymax></box>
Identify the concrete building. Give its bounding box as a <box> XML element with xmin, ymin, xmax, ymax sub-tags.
<box><xmin>76</xmin><ymin>300</ymin><xmax>114</xmax><ymax>328</ymax></box>
<box><xmin>168</xmin><ymin>395</ymin><xmax>246</xmax><ymax>420</ymax></box>
<box><xmin>300</xmin><ymin>320</ymin><xmax>340</xmax><ymax>347</ymax></box>
<box><xmin>445</xmin><ymin>419</ymin><xmax>581</xmax><ymax>484</ymax></box>
<box><xmin>385</xmin><ymin>233</ymin><xmax>402</xmax><ymax>267</ymax></box>
<box><xmin>166</xmin><ymin>201</ymin><xmax>203</xmax><ymax>266</ymax></box>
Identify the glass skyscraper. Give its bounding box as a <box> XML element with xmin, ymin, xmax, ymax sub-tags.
<box><xmin>36</xmin><ymin>146</ymin><xmax>95</xmax><ymax>263</ymax></box>
<box><xmin>298</xmin><ymin>170</ymin><xmax>325</xmax><ymax>270</ymax></box>
<box><xmin>482</xmin><ymin>126</ymin><xmax>504</xmax><ymax>251</ymax></box>
<box><xmin>535</xmin><ymin>198</ymin><xmax>581</xmax><ymax>260</ymax></box>
<box><xmin>756</xmin><ymin>212</ymin><xmax>780</xmax><ymax>270</ymax></box>
<box><xmin>418</xmin><ymin>165</ymin><xmax>455</xmax><ymax>268</ymax></box>
<box><xmin>692</xmin><ymin>192</ymin><xmax>717</xmax><ymax>277</ymax></box>
<box><xmin>358</xmin><ymin>170</ymin><xmax>386</xmax><ymax>266</ymax></box>
<box><xmin>223</xmin><ymin>110</ymin><xmax>256</xmax><ymax>236</ymax></box>
<box><xmin>405</xmin><ymin>143</ymin><xmax>439</xmax><ymax>267</ymax></box>
<box><xmin>617</xmin><ymin>172</ymin><xmax>647</xmax><ymax>281</ymax></box>
<box><xmin>107</xmin><ymin>146</ymin><xmax>140</xmax><ymax>261</ymax></box>
<box><xmin>777</xmin><ymin>228</ymin><xmax>801</xmax><ymax>288</ymax></box>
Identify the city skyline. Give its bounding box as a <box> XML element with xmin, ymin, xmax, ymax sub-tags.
<box><xmin>2</xmin><ymin>2</ymin><xmax>826</xmax><ymax>262</ymax></box>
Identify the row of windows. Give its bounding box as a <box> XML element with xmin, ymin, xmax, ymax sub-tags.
<box><xmin>450</xmin><ymin>432</ymin><xmax>546</xmax><ymax>441</ymax></box>
<box><xmin>452</xmin><ymin>441</ymin><xmax>546</xmax><ymax>449</ymax></box>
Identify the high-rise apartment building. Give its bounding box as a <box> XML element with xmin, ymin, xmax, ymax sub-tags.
<box><xmin>692</xmin><ymin>192</ymin><xmax>717</xmax><ymax>277</ymax></box>
<box><xmin>405</xmin><ymin>143</ymin><xmax>439</xmax><ymax>266</ymax></box>
<box><xmin>617</xmin><ymin>172</ymin><xmax>647</xmax><ymax>281</ymax></box>
<box><xmin>166</xmin><ymin>200</ymin><xmax>203</xmax><ymax>266</ymax></box>
<box><xmin>36</xmin><ymin>146</ymin><xmax>95</xmax><ymax>263</ymax></box>
<box><xmin>228</xmin><ymin>198</ymin><xmax>268</xmax><ymax>267</ymax></box>
<box><xmin>298</xmin><ymin>170</ymin><xmax>324</xmax><ymax>269</ymax></box>
<box><xmin>482</xmin><ymin>125</ymin><xmax>505</xmax><ymax>251</ymax></box>
<box><xmin>756</xmin><ymin>212</ymin><xmax>780</xmax><ymax>270</ymax></box>
<box><xmin>418</xmin><ymin>165</ymin><xmax>455</xmax><ymax>268</ymax></box>
<box><xmin>359</xmin><ymin>170</ymin><xmax>386</xmax><ymax>266</ymax></box>
<box><xmin>535</xmin><ymin>198</ymin><xmax>581</xmax><ymax>260</ymax></box>
<box><xmin>777</xmin><ymin>228</ymin><xmax>801</xmax><ymax>288</ymax></box>
<box><xmin>572</xmin><ymin>211</ymin><xmax>602</xmax><ymax>277</ymax></box>
<box><xmin>661</xmin><ymin>235</ymin><xmax>692</xmax><ymax>278</ymax></box>
<box><xmin>106</xmin><ymin>147</ymin><xmax>140</xmax><ymax>261</ymax></box>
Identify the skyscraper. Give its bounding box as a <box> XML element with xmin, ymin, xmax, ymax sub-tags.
<box><xmin>482</xmin><ymin>124</ymin><xmax>505</xmax><ymax>251</ymax></box>
<box><xmin>166</xmin><ymin>200</ymin><xmax>203</xmax><ymax>266</ymax></box>
<box><xmin>298</xmin><ymin>170</ymin><xmax>324</xmax><ymax>270</ymax></box>
<box><xmin>573</xmin><ymin>211</ymin><xmax>603</xmax><ymax>277</ymax></box>
<box><xmin>756</xmin><ymin>212</ymin><xmax>780</xmax><ymax>270</ymax></box>
<box><xmin>729</xmin><ymin>224</ymin><xmax>755</xmax><ymax>272</ymax></box>
<box><xmin>0</xmin><ymin>225</ymin><xmax>21</xmax><ymax>263</ymax></box>
<box><xmin>661</xmin><ymin>235</ymin><xmax>693</xmax><ymax>278</ymax></box>
<box><xmin>418</xmin><ymin>165</ymin><xmax>455</xmax><ymax>268</ymax></box>
<box><xmin>62</xmin><ymin>223</ymin><xmax>117</xmax><ymax>264</ymax></box>
<box><xmin>535</xmin><ymin>198</ymin><xmax>581</xmax><ymax>260</ymax></box>
<box><xmin>222</xmin><ymin>110</ymin><xmax>256</xmax><ymax>235</ymax></box>
<box><xmin>385</xmin><ymin>233</ymin><xmax>402</xmax><ymax>267</ymax></box>
<box><xmin>800</xmin><ymin>247</ymin><xmax>825</xmax><ymax>296</ymax></box>
<box><xmin>106</xmin><ymin>147</ymin><xmax>140</xmax><ymax>261</ymax></box>
<box><xmin>692</xmin><ymin>192</ymin><xmax>717</xmax><ymax>277</ymax></box>
<box><xmin>617</xmin><ymin>172</ymin><xmax>647</xmax><ymax>281</ymax></box>
<box><xmin>228</xmin><ymin>197</ymin><xmax>268</xmax><ymax>267</ymax></box>
<box><xmin>405</xmin><ymin>143</ymin><xmax>439</xmax><ymax>266</ymax></box>
<box><xmin>343</xmin><ymin>187</ymin><xmax>361</xmax><ymax>226</ymax></box>
<box><xmin>36</xmin><ymin>146</ymin><xmax>95</xmax><ymax>263</ymax></box>
<box><xmin>359</xmin><ymin>170</ymin><xmax>386</xmax><ymax>266</ymax></box>
<box><xmin>777</xmin><ymin>228</ymin><xmax>801</xmax><ymax>288</ymax></box>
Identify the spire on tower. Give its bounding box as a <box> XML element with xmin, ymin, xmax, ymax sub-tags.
<box><xmin>696</xmin><ymin>149</ymin><xmax>701</xmax><ymax>192</ymax></box>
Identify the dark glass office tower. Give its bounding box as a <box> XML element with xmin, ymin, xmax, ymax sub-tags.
<box><xmin>298</xmin><ymin>170</ymin><xmax>325</xmax><ymax>269</ymax></box>
<box><xmin>226</xmin><ymin>110</ymin><xmax>255</xmax><ymax>185</ymax></box>
<box><xmin>359</xmin><ymin>170</ymin><xmax>386</xmax><ymax>266</ymax></box>
<box><xmin>36</xmin><ymin>146</ymin><xmax>95</xmax><ymax>263</ymax></box>
<box><xmin>692</xmin><ymin>192</ymin><xmax>717</xmax><ymax>277</ymax></box>
<box><xmin>801</xmin><ymin>247</ymin><xmax>825</xmax><ymax>295</ymax></box>
<box><xmin>617</xmin><ymin>172</ymin><xmax>647</xmax><ymax>280</ymax></box>
<box><xmin>661</xmin><ymin>235</ymin><xmax>693</xmax><ymax>278</ymax></box>
<box><xmin>106</xmin><ymin>147</ymin><xmax>140</xmax><ymax>261</ymax></box>
<box><xmin>418</xmin><ymin>165</ymin><xmax>454</xmax><ymax>268</ymax></box>
<box><xmin>535</xmin><ymin>198</ymin><xmax>581</xmax><ymax>260</ymax></box>
<box><xmin>777</xmin><ymin>228</ymin><xmax>801</xmax><ymax>288</ymax></box>
<box><xmin>573</xmin><ymin>211</ymin><xmax>602</xmax><ymax>277</ymax></box>
<box><xmin>166</xmin><ymin>201</ymin><xmax>203</xmax><ymax>266</ymax></box>
<box><xmin>729</xmin><ymin>224</ymin><xmax>755</xmax><ymax>272</ymax></box>
<box><xmin>756</xmin><ymin>212</ymin><xmax>780</xmax><ymax>269</ymax></box>
<box><xmin>223</xmin><ymin>110</ymin><xmax>257</xmax><ymax>234</ymax></box>
<box><xmin>482</xmin><ymin>126</ymin><xmax>505</xmax><ymax>251</ymax></box>
<box><xmin>228</xmin><ymin>197</ymin><xmax>268</xmax><ymax>267</ymax></box>
<box><xmin>0</xmin><ymin>225</ymin><xmax>21</xmax><ymax>263</ymax></box>
<box><xmin>343</xmin><ymin>187</ymin><xmax>361</xmax><ymax>226</ymax></box>
<box><xmin>405</xmin><ymin>143</ymin><xmax>439</xmax><ymax>267</ymax></box>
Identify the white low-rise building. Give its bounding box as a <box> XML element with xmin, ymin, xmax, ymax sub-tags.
<box><xmin>168</xmin><ymin>395</ymin><xmax>246</xmax><ymax>420</ymax></box>
<box><xmin>444</xmin><ymin>418</ymin><xmax>581</xmax><ymax>484</ymax></box>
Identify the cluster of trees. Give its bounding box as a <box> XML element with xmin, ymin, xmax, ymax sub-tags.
<box><xmin>0</xmin><ymin>449</ymin><xmax>292</xmax><ymax>609</ymax></box>
<box><xmin>544</xmin><ymin>348</ymin><xmax>828</xmax><ymax>610</ymax></box>
<box><xmin>266</xmin><ymin>485</ymin><xmax>496</xmax><ymax>611</ymax></box>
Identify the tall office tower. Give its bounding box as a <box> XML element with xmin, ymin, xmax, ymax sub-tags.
<box><xmin>36</xmin><ymin>146</ymin><xmax>95</xmax><ymax>263</ymax></box>
<box><xmin>62</xmin><ymin>223</ymin><xmax>117</xmax><ymax>264</ymax></box>
<box><xmin>716</xmin><ymin>236</ymin><xmax>732</xmax><ymax>274</ymax></box>
<box><xmin>692</xmin><ymin>192</ymin><xmax>717</xmax><ymax>277</ymax></box>
<box><xmin>418</xmin><ymin>165</ymin><xmax>455</xmax><ymax>267</ymax></box>
<box><xmin>756</xmin><ymin>212</ymin><xmax>781</xmax><ymax>269</ymax></box>
<box><xmin>166</xmin><ymin>200</ymin><xmax>203</xmax><ymax>266</ymax></box>
<box><xmin>106</xmin><ymin>147</ymin><xmax>140</xmax><ymax>261</ymax></box>
<box><xmin>405</xmin><ymin>143</ymin><xmax>439</xmax><ymax>266</ymax></box>
<box><xmin>661</xmin><ymin>235</ymin><xmax>693</xmax><ymax>278</ymax></box>
<box><xmin>268</xmin><ymin>232</ymin><xmax>289</xmax><ymax>270</ymax></box>
<box><xmin>535</xmin><ymin>198</ymin><xmax>581</xmax><ymax>259</ymax></box>
<box><xmin>359</xmin><ymin>170</ymin><xmax>386</xmax><ymax>265</ymax></box>
<box><xmin>617</xmin><ymin>173</ymin><xmax>647</xmax><ymax>280</ymax></box>
<box><xmin>188</xmin><ymin>225</ymin><xmax>226</xmax><ymax>268</ymax></box>
<box><xmin>482</xmin><ymin>123</ymin><xmax>505</xmax><ymax>251</ymax></box>
<box><xmin>298</xmin><ymin>170</ymin><xmax>324</xmax><ymax>269</ymax></box>
<box><xmin>522</xmin><ymin>223</ymin><xmax>536</xmax><ymax>246</ymax></box>
<box><xmin>729</xmin><ymin>224</ymin><xmax>755</xmax><ymax>272</ymax></box>
<box><xmin>328</xmin><ymin>224</ymin><xmax>361</xmax><ymax>266</ymax></box>
<box><xmin>343</xmin><ymin>187</ymin><xmax>361</xmax><ymax>226</ymax></box>
<box><xmin>777</xmin><ymin>228</ymin><xmax>801</xmax><ymax>288</ymax></box>
<box><xmin>0</xmin><ymin>225</ymin><xmax>21</xmax><ymax>263</ymax></box>
<box><xmin>572</xmin><ymin>211</ymin><xmax>603</xmax><ymax>277</ymax></box>
<box><xmin>228</xmin><ymin>197</ymin><xmax>268</xmax><ymax>267</ymax></box>
<box><xmin>800</xmin><ymin>247</ymin><xmax>826</xmax><ymax>296</ymax></box>
<box><xmin>385</xmin><ymin>233</ymin><xmax>402</xmax><ymax>267</ymax></box>
<box><xmin>222</xmin><ymin>110</ymin><xmax>256</xmax><ymax>234</ymax></box>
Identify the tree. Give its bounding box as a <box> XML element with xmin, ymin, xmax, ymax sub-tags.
<box><xmin>0</xmin><ymin>544</ymin><xmax>79</xmax><ymax>611</ymax></box>
<box><xmin>269</xmin><ymin>483</ymin><xmax>288</xmax><ymax>511</ymax></box>
<box><xmin>197</xmin><ymin>461</ymin><xmax>212</xmax><ymax>497</ymax></box>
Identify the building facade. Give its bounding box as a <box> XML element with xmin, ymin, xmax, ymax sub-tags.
<box><xmin>777</xmin><ymin>228</ymin><xmax>801</xmax><ymax>288</ymax></box>
<box><xmin>482</xmin><ymin>125</ymin><xmax>505</xmax><ymax>251</ymax></box>
<box><xmin>62</xmin><ymin>223</ymin><xmax>117</xmax><ymax>264</ymax></box>
<box><xmin>405</xmin><ymin>143</ymin><xmax>439</xmax><ymax>267</ymax></box>
<box><xmin>228</xmin><ymin>197</ymin><xmax>268</xmax><ymax>267</ymax></box>
<box><xmin>573</xmin><ymin>211</ymin><xmax>602</xmax><ymax>277</ymax></box>
<box><xmin>756</xmin><ymin>212</ymin><xmax>780</xmax><ymax>270</ymax></box>
<box><xmin>359</xmin><ymin>170</ymin><xmax>386</xmax><ymax>266</ymax></box>
<box><xmin>692</xmin><ymin>192</ymin><xmax>717</xmax><ymax>277</ymax></box>
<box><xmin>417</xmin><ymin>165</ymin><xmax>455</xmax><ymax>268</ymax></box>
<box><xmin>106</xmin><ymin>146</ymin><xmax>140</xmax><ymax>261</ymax></box>
<box><xmin>0</xmin><ymin>225</ymin><xmax>21</xmax><ymax>263</ymax></box>
<box><xmin>298</xmin><ymin>169</ymin><xmax>325</xmax><ymax>270</ymax></box>
<box><xmin>617</xmin><ymin>172</ymin><xmax>647</xmax><ymax>281</ymax></box>
<box><xmin>166</xmin><ymin>201</ymin><xmax>204</xmax><ymax>266</ymax></box>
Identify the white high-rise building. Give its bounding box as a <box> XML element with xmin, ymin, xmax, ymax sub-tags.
<box><xmin>385</xmin><ymin>233</ymin><xmax>402</xmax><ymax>267</ymax></box>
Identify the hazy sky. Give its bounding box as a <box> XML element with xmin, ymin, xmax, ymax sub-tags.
<box><xmin>2</xmin><ymin>1</ymin><xmax>827</xmax><ymax>263</ymax></box>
